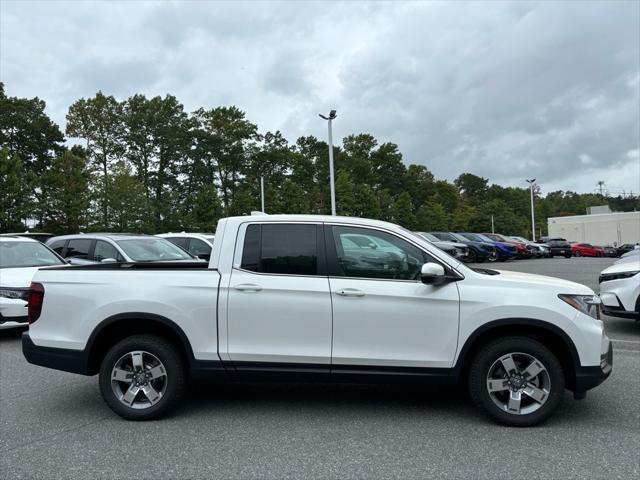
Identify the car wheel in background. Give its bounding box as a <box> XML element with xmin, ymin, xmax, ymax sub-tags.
<box><xmin>487</xmin><ymin>251</ymin><xmax>498</xmax><ymax>262</ymax></box>
<box><xmin>464</xmin><ymin>249</ymin><xmax>478</xmax><ymax>263</ymax></box>
<box><xmin>574</xmin><ymin>251</ymin><xmax>581</xmax><ymax>257</ymax></box>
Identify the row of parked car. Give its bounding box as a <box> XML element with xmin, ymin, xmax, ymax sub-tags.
<box><xmin>416</xmin><ymin>232</ymin><xmax>636</xmax><ymax>263</ymax></box>
<box><xmin>415</xmin><ymin>232</ymin><xmax>567</xmax><ymax>263</ymax></box>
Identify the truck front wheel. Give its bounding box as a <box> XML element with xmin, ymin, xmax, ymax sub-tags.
<box><xmin>468</xmin><ymin>336</ymin><xmax>565</xmax><ymax>426</ymax></box>
<box><xmin>98</xmin><ymin>335</ymin><xmax>186</xmax><ymax>420</ymax></box>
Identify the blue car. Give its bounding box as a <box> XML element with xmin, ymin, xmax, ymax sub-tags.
<box><xmin>457</xmin><ymin>233</ymin><xmax>517</xmax><ymax>261</ymax></box>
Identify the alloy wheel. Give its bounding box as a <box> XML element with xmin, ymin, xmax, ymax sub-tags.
<box><xmin>110</xmin><ymin>350</ymin><xmax>168</xmax><ymax>409</ymax></box>
<box><xmin>486</xmin><ymin>352</ymin><xmax>551</xmax><ymax>415</ymax></box>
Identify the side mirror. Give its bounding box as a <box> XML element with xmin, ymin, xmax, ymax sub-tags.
<box><xmin>420</xmin><ymin>262</ymin><xmax>446</xmax><ymax>284</ymax></box>
<box><xmin>197</xmin><ymin>254</ymin><xmax>211</xmax><ymax>261</ymax></box>
<box><xmin>101</xmin><ymin>258</ymin><xmax>117</xmax><ymax>263</ymax></box>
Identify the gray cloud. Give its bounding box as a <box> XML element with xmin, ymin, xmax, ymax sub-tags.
<box><xmin>1</xmin><ymin>0</ymin><xmax>638</xmax><ymax>194</ymax></box>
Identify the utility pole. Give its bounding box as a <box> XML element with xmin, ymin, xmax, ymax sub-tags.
<box><xmin>319</xmin><ymin>110</ymin><xmax>337</xmax><ymax>215</ymax></box>
<box><xmin>260</xmin><ymin>176</ymin><xmax>265</xmax><ymax>213</ymax></box>
<box><xmin>526</xmin><ymin>178</ymin><xmax>536</xmax><ymax>242</ymax></box>
<box><xmin>491</xmin><ymin>215</ymin><xmax>495</xmax><ymax>234</ymax></box>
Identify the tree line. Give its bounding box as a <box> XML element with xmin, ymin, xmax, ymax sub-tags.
<box><xmin>1</xmin><ymin>83</ymin><xmax>638</xmax><ymax>236</ymax></box>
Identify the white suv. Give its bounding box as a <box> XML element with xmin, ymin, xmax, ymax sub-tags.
<box><xmin>0</xmin><ymin>237</ymin><xmax>66</xmax><ymax>329</ymax></box>
<box><xmin>599</xmin><ymin>259</ymin><xmax>640</xmax><ymax>320</ymax></box>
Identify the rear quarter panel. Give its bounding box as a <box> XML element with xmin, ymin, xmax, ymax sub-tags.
<box><xmin>29</xmin><ymin>268</ymin><xmax>221</xmax><ymax>360</ymax></box>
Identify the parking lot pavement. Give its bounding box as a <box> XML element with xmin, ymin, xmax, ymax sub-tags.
<box><xmin>1</xmin><ymin>258</ymin><xmax>639</xmax><ymax>479</ymax></box>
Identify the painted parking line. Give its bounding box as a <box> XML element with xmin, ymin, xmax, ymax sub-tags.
<box><xmin>610</xmin><ymin>338</ymin><xmax>640</xmax><ymax>344</ymax></box>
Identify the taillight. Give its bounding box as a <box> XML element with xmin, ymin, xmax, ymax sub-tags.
<box><xmin>27</xmin><ymin>282</ymin><xmax>45</xmax><ymax>324</ymax></box>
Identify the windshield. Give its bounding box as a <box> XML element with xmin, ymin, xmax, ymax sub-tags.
<box><xmin>116</xmin><ymin>238</ymin><xmax>194</xmax><ymax>262</ymax></box>
<box><xmin>449</xmin><ymin>233</ymin><xmax>469</xmax><ymax>243</ymax></box>
<box><xmin>416</xmin><ymin>232</ymin><xmax>439</xmax><ymax>242</ymax></box>
<box><xmin>0</xmin><ymin>240</ymin><xmax>65</xmax><ymax>268</ymax></box>
<box><xmin>475</xmin><ymin>234</ymin><xmax>496</xmax><ymax>243</ymax></box>
<box><xmin>459</xmin><ymin>232</ymin><xmax>482</xmax><ymax>242</ymax></box>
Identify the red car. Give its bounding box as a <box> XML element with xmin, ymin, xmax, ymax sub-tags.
<box><xmin>571</xmin><ymin>243</ymin><xmax>600</xmax><ymax>257</ymax></box>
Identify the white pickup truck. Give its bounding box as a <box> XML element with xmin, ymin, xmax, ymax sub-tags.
<box><xmin>22</xmin><ymin>215</ymin><xmax>612</xmax><ymax>426</ymax></box>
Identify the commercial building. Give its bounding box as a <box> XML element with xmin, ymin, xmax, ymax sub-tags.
<box><xmin>547</xmin><ymin>211</ymin><xmax>640</xmax><ymax>246</ymax></box>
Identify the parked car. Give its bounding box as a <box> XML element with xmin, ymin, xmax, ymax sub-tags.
<box><xmin>24</xmin><ymin>214</ymin><xmax>612</xmax><ymax>426</ymax></box>
<box><xmin>46</xmin><ymin>234</ymin><xmax>199</xmax><ymax>264</ymax></box>
<box><xmin>456</xmin><ymin>233</ymin><xmax>516</xmax><ymax>261</ymax></box>
<box><xmin>157</xmin><ymin>233</ymin><xmax>215</xmax><ymax>261</ymax></box>
<box><xmin>0</xmin><ymin>237</ymin><xmax>66</xmax><ymax>329</ymax></box>
<box><xmin>509</xmin><ymin>236</ymin><xmax>549</xmax><ymax>258</ymax></box>
<box><xmin>482</xmin><ymin>233</ymin><xmax>531</xmax><ymax>259</ymax></box>
<box><xmin>595</xmin><ymin>245</ymin><xmax>617</xmax><ymax>258</ymax></box>
<box><xmin>544</xmin><ymin>238</ymin><xmax>573</xmax><ymax>258</ymax></box>
<box><xmin>615</xmin><ymin>244</ymin><xmax>635</xmax><ymax>257</ymax></box>
<box><xmin>599</xmin><ymin>259</ymin><xmax>640</xmax><ymax>320</ymax></box>
<box><xmin>571</xmin><ymin>243</ymin><xmax>600</xmax><ymax>257</ymax></box>
<box><xmin>616</xmin><ymin>249</ymin><xmax>640</xmax><ymax>264</ymax></box>
<box><xmin>429</xmin><ymin>232</ymin><xmax>497</xmax><ymax>263</ymax></box>
<box><xmin>0</xmin><ymin>231</ymin><xmax>55</xmax><ymax>243</ymax></box>
<box><xmin>415</xmin><ymin>232</ymin><xmax>469</xmax><ymax>261</ymax></box>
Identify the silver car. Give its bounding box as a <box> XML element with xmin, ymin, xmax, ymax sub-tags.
<box><xmin>46</xmin><ymin>234</ymin><xmax>199</xmax><ymax>264</ymax></box>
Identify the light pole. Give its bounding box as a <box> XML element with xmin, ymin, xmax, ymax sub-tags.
<box><xmin>526</xmin><ymin>178</ymin><xmax>536</xmax><ymax>242</ymax></box>
<box><xmin>260</xmin><ymin>176</ymin><xmax>265</xmax><ymax>213</ymax></box>
<box><xmin>319</xmin><ymin>110</ymin><xmax>337</xmax><ymax>216</ymax></box>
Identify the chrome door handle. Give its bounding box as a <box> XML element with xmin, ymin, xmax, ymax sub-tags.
<box><xmin>233</xmin><ymin>283</ymin><xmax>263</xmax><ymax>292</ymax></box>
<box><xmin>336</xmin><ymin>288</ymin><xmax>365</xmax><ymax>297</ymax></box>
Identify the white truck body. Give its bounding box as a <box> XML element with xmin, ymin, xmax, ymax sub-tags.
<box><xmin>23</xmin><ymin>215</ymin><xmax>613</xmax><ymax>425</ymax></box>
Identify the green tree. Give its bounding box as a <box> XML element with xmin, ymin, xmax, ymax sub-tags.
<box><xmin>415</xmin><ymin>201</ymin><xmax>449</xmax><ymax>231</ymax></box>
<box><xmin>390</xmin><ymin>191</ymin><xmax>416</xmax><ymax>229</ymax></box>
<box><xmin>0</xmin><ymin>83</ymin><xmax>64</xmax><ymax>175</ymax></box>
<box><xmin>192</xmin><ymin>106</ymin><xmax>259</xmax><ymax>214</ymax></box>
<box><xmin>0</xmin><ymin>149</ymin><xmax>30</xmax><ymax>231</ymax></box>
<box><xmin>39</xmin><ymin>150</ymin><xmax>90</xmax><ymax>233</ymax></box>
<box><xmin>66</xmin><ymin>92</ymin><xmax>125</xmax><ymax>226</ymax></box>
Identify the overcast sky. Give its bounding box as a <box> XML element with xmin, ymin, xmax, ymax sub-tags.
<box><xmin>1</xmin><ymin>0</ymin><xmax>639</xmax><ymax>195</ymax></box>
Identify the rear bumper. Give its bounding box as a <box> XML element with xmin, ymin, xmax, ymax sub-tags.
<box><xmin>22</xmin><ymin>332</ymin><xmax>91</xmax><ymax>375</ymax></box>
<box><xmin>573</xmin><ymin>342</ymin><xmax>613</xmax><ymax>395</ymax></box>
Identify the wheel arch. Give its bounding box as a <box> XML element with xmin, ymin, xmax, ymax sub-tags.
<box><xmin>85</xmin><ymin>313</ymin><xmax>195</xmax><ymax>375</ymax></box>
<box><xmin>454</xmin><ymin>318</ymin><xmax>581</xmax><ymax>391</ymax></box>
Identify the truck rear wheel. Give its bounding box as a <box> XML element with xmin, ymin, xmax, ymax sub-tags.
<box><xmin>99</xmin><ymin>335</ymin><xmax>186</xmax><ymax>420</ymax></box>
<box><xmin>468</xmin><ymin>336</ymin><xmax>564</xmax><ymax>427</ymax></box>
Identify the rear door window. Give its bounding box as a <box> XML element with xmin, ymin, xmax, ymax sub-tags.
<box><xmin>65</xmin><ymin>239</ymin><xmax>92</xmax><ymax>259</ymax></box>
<box><xmin>240</xmin><ymin>223</ymin><xmax>319</xmax><ymax>276</ymax></box>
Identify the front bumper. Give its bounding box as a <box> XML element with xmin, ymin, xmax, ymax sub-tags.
<box><xmin>573</xmin><ymin>341</ymin><xmax>613</xmax><ymax>396</ymax></box>
<box><xmin>0</xmin><ymin>313</ymin><xmax>28</xmax><ymax>329</ymax></box>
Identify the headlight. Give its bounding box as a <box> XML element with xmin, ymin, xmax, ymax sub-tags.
<box><xmin>558</xmin><ymin>294</ymin><xmax>601</xmax><ymax>319</ymax></box>
<box><xmin>0</xmin><ymin>288</ymin><xmax>29</xmax><ymax>300</ymax></box>
<box><xmin>599</xmin><ymin>271</ymin><xmax>639</xmax><ymax>283</ymax></box>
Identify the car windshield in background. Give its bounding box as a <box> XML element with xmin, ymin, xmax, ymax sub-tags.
<box><xmin>417</xmin><ymin>232</ymin><xmax>440</xmax><ymax>242</ymax></box>
<box><xmin>449</xmin><ymin>233</ymin><xmax>470</xmax><ymax>243</ymax></box>
<box><xmin>458</xmin><ymin>233</ymin><xmax>482</xmax><ymax>242</ymax></box>
<box><xmin>0</xmin><ymin>241</ymin><xmax>65</xmax><ymax>268</ymax></box>
<box><xmin>116</xmin><ymin>238</ymin><xmax>193</xmax><ymax>262</ymax></box>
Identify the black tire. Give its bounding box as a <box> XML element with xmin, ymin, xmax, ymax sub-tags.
<box><xmin>464</xmin><ymin>249</ymin><xmax>478</xmax><ymax>263</ymax></box>
<box><xmin>468</xmin><ymin>336</ymin><xmax>565</xmax><ymax>427</ymax></box>
<box><xmin>564</xmin><ymin>253</ymin><xmax>572</xmax><ymax>258</ymax></box>
<box><xmin>574</xmin><ymin>251</ymin><xmax>581</xmax><ymax>257</ymax></box>
<box><xmin>99</xmin><ymin>335</ymin><xmax>186</xmax><ymax>421</ymax></box>
<box><xmin>498</xmin><ymin>257</ymin><xmax>508</xmax><ymax>262</ymax></box>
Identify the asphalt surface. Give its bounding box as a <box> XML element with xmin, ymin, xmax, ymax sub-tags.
<box><xmin>1</xmin><ymin>257</ymin><xmax>639</xmax><ymax>479</ymax></box>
